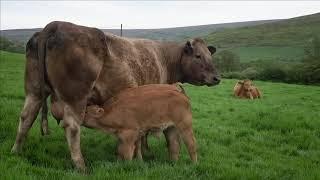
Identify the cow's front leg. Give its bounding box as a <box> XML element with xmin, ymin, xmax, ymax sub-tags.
<box><xmin>12</xmin><ymin>94</ymin><xmax>42</xmax><ymax>153</ymax></box>
<box><xmin>62</xmin><ymin>105</ymin><xmax>86</xmax><ymax>172</ymax></box>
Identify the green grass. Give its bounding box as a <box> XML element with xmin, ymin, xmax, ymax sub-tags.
<box><xmin>1</xmin><ymin>50</ymin><xmax>320</xmax><ymax>179</ymax></box>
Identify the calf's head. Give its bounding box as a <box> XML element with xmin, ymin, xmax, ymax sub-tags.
<box><xmin>242</xmin><ymin>79</ymin><xmax>253</xmax><ymax>91</ymax></box>
<box><xmin>180</xmin><ymin>38</ymin><xmax>220</xmax><ymax>86</ymax></box>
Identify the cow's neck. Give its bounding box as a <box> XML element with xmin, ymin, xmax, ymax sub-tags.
<box><xmin>161</xmin><ymin>42</ymin><xmax>184</xmax><ymax>84</ymax></box>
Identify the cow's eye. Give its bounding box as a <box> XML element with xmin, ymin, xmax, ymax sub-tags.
<box><xmin>195</xmin><ymin>55</ymin><xmax>201</xmax><ymax>59</ymax></box>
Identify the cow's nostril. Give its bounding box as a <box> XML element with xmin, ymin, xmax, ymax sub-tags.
<box><xmin>213</xmin><ymin>77</ymin><xmax>220</xmax><ymax>84</ymax></box>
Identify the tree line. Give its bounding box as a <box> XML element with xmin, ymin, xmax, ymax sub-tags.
<box><xmin>0</xmin><ymin>36</ymin><xmax>25</xmax><ymax>54</ymax></box>
<box><xmin>215</xmin><ymin>36</ymin><xmax>320</xmax><ymax>85</ymax></box>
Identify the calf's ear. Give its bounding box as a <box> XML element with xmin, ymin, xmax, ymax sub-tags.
<box><xmin>207</xmin><ymin>46</ymin><xmax>216</xmax><ymax>55</ymax></box>
<box><xmin>87</xmin><ymin>106</ymin><xmax>104</xmax><ymax>118</ymax></box>
<box><xmin>94</xmin><ymin>108</ymin><xmax>105</xmax><ymax>118</ymax></box>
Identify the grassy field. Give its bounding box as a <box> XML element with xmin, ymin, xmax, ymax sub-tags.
<box><xmin>1</xmin><ymin>50</ymin><xmax>320</xmax><ymax>179</ymax></box>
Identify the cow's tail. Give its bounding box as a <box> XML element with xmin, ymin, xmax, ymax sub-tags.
<box><xmin>37</xmin><ymin>32</ymin><xmax>48</xmax><ymax>128</ymax></box>
<box><xmin>26</xmin><ymin>32</ymin><xmax>50</xmax><ymax>133</ymax></box>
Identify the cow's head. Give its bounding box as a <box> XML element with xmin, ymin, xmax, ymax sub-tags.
<box><xmin>180</xmin><ymin>38</ymin><xmax>220</xmax><ymax>86</ymax></box>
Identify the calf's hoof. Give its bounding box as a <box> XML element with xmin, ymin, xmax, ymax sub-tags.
<box><xmin>41</xmin><ymin>129</ymin><xmax>50</xmax><ymax>136</ymax></box>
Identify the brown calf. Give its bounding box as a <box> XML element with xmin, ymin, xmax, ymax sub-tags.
<box><xmin>234</xmin><ymin>79</ymin><xmax>261</xmax><ymax>99</ymax></box>
<box><xmin>83</xmin><ymin>84</ymin><xmax>197</xmax><ymax>162</ymax></box>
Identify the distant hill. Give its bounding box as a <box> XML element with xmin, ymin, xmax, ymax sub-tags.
<box><xmin>0</xmin><ymin>20</ymin><xmax>275</xmax><ymax>44</ymax></box>
<box><xmin>1</xmin><ymin>13</ymin><xmax>319</xmax><ymax>62</ymax></box>
<box><xmin>204</xmin><ymin>13</ymin><xmax>320</xmax><ymax>62</ymax></box>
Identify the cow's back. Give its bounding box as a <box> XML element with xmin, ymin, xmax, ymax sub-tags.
<box><xmin>91</xmin><ymin>34</ymin><xmax>170</xmax><ymax>104</ymax></box>
<box><xmin>42</xmin><ymin>21</ymin><xmax>106</xmax><ymax>106</ymax></box>
<box><xmin>106</xmin><ymin>34</ymin><xmax>167</xmax><ymax>85</ymax></box>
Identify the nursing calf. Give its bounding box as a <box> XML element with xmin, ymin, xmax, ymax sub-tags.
<box><xmin>84</xmin><ymin>84</ymin><xmax>196</xmax><ymax>162</ymax></box>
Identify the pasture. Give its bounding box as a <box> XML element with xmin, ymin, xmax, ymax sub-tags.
<box><xmin>0</xmin><ymin>50</ymin><xmax>320</xmax><ymax>179</ymax></box>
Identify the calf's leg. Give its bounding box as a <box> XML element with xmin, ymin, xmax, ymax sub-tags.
<box><xmin>164</xmin><ymin>127</ymin><xmax>180</xmax><ymax>161</ymax></box>
<box><xmin>134</xmin><ymin>138</ymin><xmax>143</xmax><ymax>160</ymax></box>
<box><xmin>141</xmin><ymin>133</ymin><xmax>150</xmax><ymax>155</ymax></box>
<box><xmin>117</xmin><ymin>130</ymin><xmax>138</xmax><ymax>160</ymax></box>
<box><xmin>175</xmin><ymin>119</ymin><xmax>197</xmax><ymax>162</ymax></box>
<box><xmin>180</xmin><ymin>129</ymin><xmax>197</xmax><ymax>162</ymax></box>
<box><xmin>11</xmin><ymin>94</ymin><xmax>42</xmax><ymax>153</ymax></box>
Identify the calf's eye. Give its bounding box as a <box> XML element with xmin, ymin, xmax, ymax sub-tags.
<box><xmin>195</xmin><ymin>55</ymin><xmax>201</xmax><ymax>59</ymax></box>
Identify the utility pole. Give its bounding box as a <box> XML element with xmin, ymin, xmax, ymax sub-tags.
<box><xmin>120</xmin><ymin>24</ymin><xmax>123</xmax><ymax>37</ymax></box>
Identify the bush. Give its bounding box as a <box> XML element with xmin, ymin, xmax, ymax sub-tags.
<box><xmin>215</xmin><ymin>50</ymin><xmax>240</xmax><ymax>72</ymax></box>
<box><xmin>240</xmin><ymin>67</ymin><xmax>260</xmax><ymax>79</ymax></box>
<box><xmin>221</xmin><ymin>71</ymin><xmax>243</xmax><ymax>79</ymax></box>
<box><xmin>258</xmin><ymin>65</ymin><xmax>287</xmax><ymax>81</ymax></box>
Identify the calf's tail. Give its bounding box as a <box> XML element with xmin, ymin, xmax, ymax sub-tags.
<box><xmin>175</xmin><ymin>82</ymin><xmax>186</xmax><ymax>95</ymax></box>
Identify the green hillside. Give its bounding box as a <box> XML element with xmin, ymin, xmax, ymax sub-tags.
<box><xmin>1</xmin><ymin>50</ymin><xmax>320</xmax><ymax>179</ymax></box>
<box><xmin>205</xmin><ymin>13</ymin><xmax>320</xmax><ymax>62</ymax></box>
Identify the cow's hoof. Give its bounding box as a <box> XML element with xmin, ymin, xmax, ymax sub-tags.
<box><xmin>75</xmin><ymin>160</ymin><xmax>87</xmax><ymax>174</ymax></box>
<box><xmin>11</xmin><ymin>145</ymin><xmax>21</xmax><ymax>154</ymax></box>
<box><xmin>77</xmin><ymin>166</ymin><xmax>88</xmax><ymax>174</ymax></box>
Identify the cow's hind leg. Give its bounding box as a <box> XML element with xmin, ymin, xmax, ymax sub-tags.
<box><xmin>62</xmin><ymin>104</ymin><xmax>86</xmax><ymax>172</ymax></box>
<box><xmin>11</xmin><ymin>95</ymin><xmax>42</xmax><ymax>153</ymax></box>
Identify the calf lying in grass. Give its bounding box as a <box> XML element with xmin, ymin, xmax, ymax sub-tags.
<box><xmin>84</xmin><ymin>84</ymin><xmax>197</xmax><ymax>162</ymax></box>
<box><xmin>234</xmin><ymin>79</ymin><xmax>261</xmax><ymax>99</ymax></box>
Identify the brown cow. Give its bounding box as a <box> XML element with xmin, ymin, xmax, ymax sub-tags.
<box><xmin>83</xmin><ymin>84</ymin><xmax>196</xmax><ymax>162</ymax></box>
<box><xmin>12</xmin><ymin>21</ymin><xmax>219</xmax><ymax>171</ymax></box>
<box><xmin>233</xmin><ymin>79</ymin><xmax>261</xmax><ymax>99</ymax></box>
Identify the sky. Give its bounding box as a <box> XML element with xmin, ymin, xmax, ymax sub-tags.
<box><xmin>1</xmin><ymin>1</ymin><xmax>320</xmax><ymax>30</ymax></box>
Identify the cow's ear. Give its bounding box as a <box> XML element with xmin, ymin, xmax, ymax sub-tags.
<box><xmin>184</xmin><ymin>41</ymin><xmax>193</xmax><ymax>54</ymax></box>
<box><xmin>208</xmin><ymin>46</ymin><xmax>216</xmax><ymax>55</ymax></box>
<box><xmin>238</xmin><ymin>81</ymin><xmax>244</xmax><ymax>85</ymax></box>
